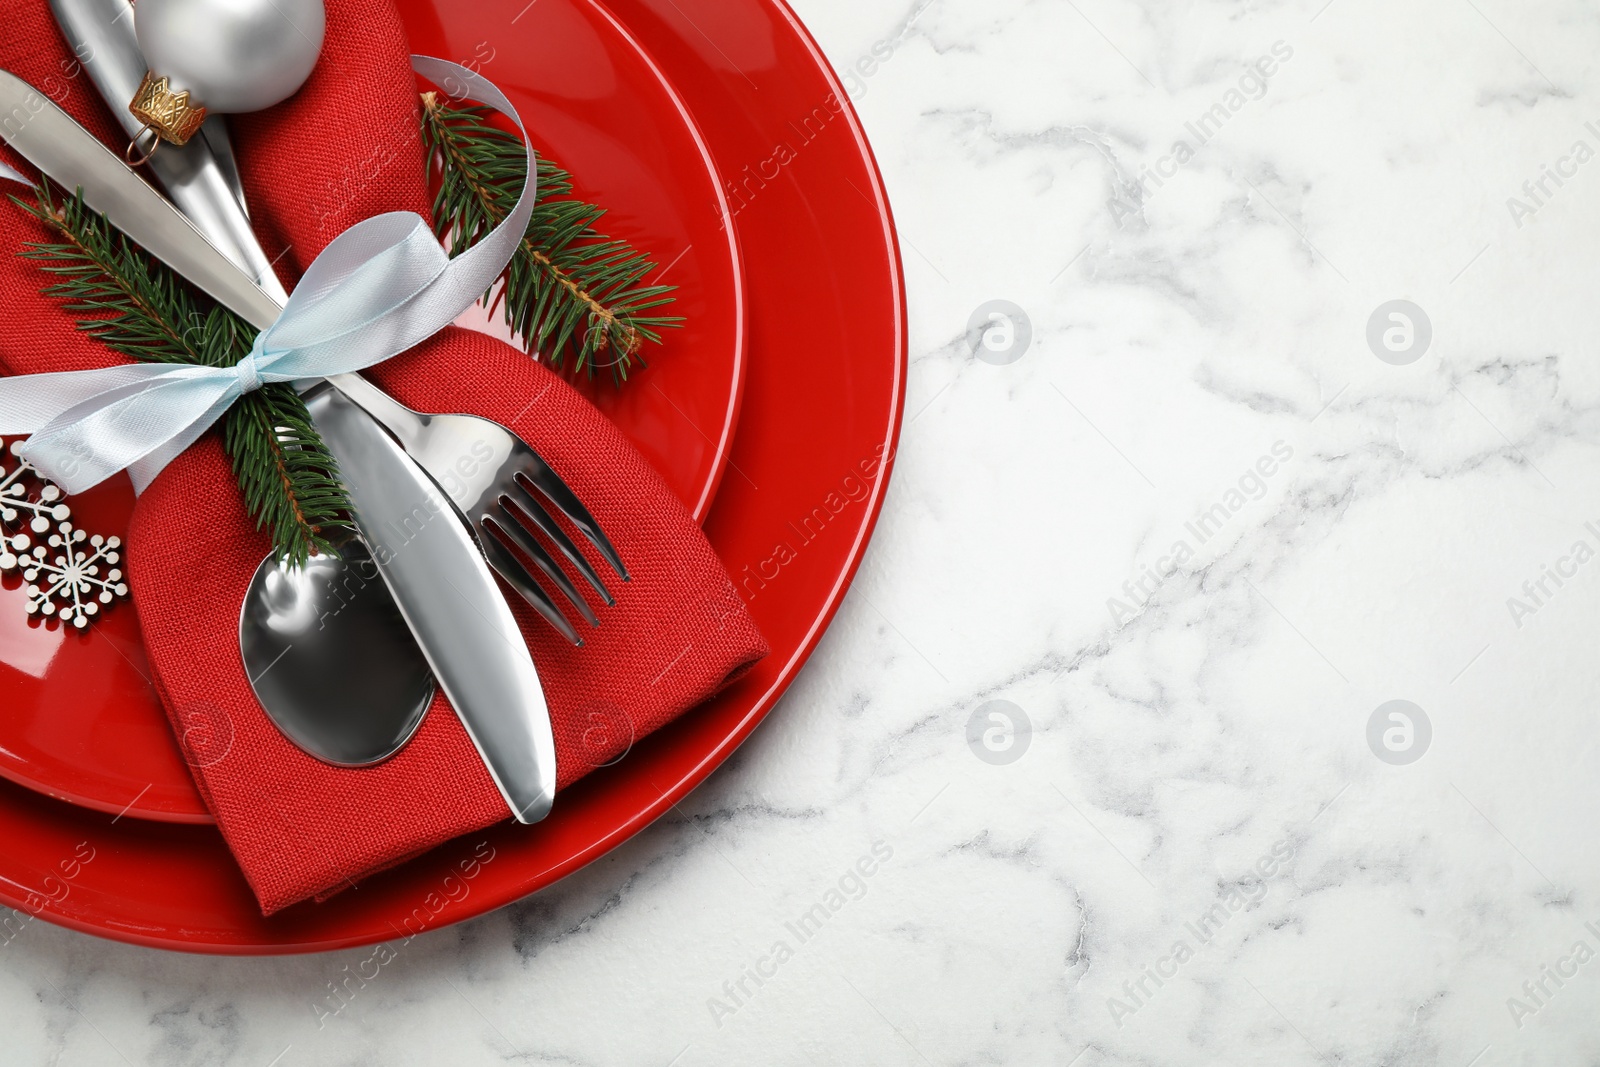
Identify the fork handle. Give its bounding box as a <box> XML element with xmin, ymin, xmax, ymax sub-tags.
<box><xmin>326</xmin><ymin>371</ymin><xmax>429</xmax><ymax>453</ymax></box>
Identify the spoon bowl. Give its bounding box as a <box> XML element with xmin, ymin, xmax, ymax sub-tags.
<box><xmin>239</xmin><ymin>536</ymin><xmax>434</xmax><ymax>766</ymax></box>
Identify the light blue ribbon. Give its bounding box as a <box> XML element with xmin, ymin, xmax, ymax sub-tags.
<box><xmin>0</xmin><ymin>56</ymin><xmax>533</xmax><ymax>495</ymax></box>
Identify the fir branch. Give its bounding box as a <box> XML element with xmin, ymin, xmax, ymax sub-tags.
<box><xmin>224</xmin><ymin>387</ymin><xmax>349</xmax><ymax>565</ymax></box>
<box><xmin>12</xmin><ymin>182</ymin><xmax>349</xmax><ymax>566</ymax></box>
<box><xmin>420</xmin><ymin>92</ymin><xmax>682</xmax><ymax>383</ymax></box>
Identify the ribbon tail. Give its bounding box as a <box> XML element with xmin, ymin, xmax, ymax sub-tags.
<box><xmin>125</xmin><ymin>388</ymin><xmax>242</xmax><ymax>494</ymax></box>
<box><xmin>242</xmin><ymin>58</ymin><xmax>541</xmax><ymax>382</ymax></box>
<box><xmin>0</xmin><ymin>364</ymin><xmax>179</xmax><ymax>436</ymax></box>
<box><xmin>20</xmin><ymin>372</ymin><xmax>240</xmax><ymax>494</ymax></box>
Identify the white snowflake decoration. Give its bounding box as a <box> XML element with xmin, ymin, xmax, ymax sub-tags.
<box><xmin>0</xmin><ymin>523</ymin><xmax>128</xmax><ymax>629</ymax></box>
<box><xmin>0</xmin><ymin>440</ymin><xmax>71</xmax><ymax>533</ymax></box>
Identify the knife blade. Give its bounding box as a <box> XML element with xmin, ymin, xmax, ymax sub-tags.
<box><xmin>300</xmin><ymin>382</ymin><xmax>556</xmax><ymax>822</ymax></box>
<box><xmin>0</xmin><ymin>70</ymin><xmax>282</xmax><ymax>329</ymax></box>
<box><xmin>0</xmin><ymin>69</ymin><xmax>557</xmax><ymax>822</ymax></box>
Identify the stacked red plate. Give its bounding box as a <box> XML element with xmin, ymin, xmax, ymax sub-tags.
<box><xmin>0</xmin><ymin>0</ymin><xmax>903</xmax><ymax>952</ymax></box>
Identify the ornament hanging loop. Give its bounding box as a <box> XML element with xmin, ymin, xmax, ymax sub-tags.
<box><xmin>126</xmin><ymin>71</ymin><xmax>207</xmax><ymax>148</ymax></box>
<box><xmin>123</xmin><ymin>125</ymin><xmax>162</xmax><ymax>168</ymax></box>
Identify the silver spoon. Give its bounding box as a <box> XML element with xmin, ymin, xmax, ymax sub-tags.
<box><xmin>239</xmin><ymin>534</ymin><xmax>433</xmax><ymax>765</ymax></box>
<box><xmin>50</xmin><ymin>0</ymin><xmax>437</xmax><ymax>765</ymax></box>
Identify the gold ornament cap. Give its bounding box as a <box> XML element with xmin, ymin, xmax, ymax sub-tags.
<box><xmin>127</xmin><ymin>71</ymin><xmax>207</xmax><ymax>146</ymax></box>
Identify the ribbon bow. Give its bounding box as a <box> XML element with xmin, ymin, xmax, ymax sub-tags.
<box><xmin>0</xmin><ymin>56</ymin><xmax>533</xmax><ymax>495</ymax></box>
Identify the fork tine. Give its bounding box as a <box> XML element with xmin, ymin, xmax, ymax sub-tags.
<box><xmin>504</xmin><ymin>481</ymin><xmax>614</xmax><ymax>607</ymax></box>
<box><xmin>479</xmin><ymin>517</ymin><xmax>583</xmax><ymax>645</ymax></box>
<box><xmin>515</xmin><ymin>457</ymin><xmax>630</xmax><ymax>582</ymax></box>
<box><xmin>490</xmin><ymin>499</ymin><xmax>600</xmax><ymax>628</ymax></box>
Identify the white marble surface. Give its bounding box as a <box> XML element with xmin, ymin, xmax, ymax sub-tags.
<box><xmin>10</xmin><ymin>0</ymin><xmax>1600</xmax><ymax>1063</ymax></box>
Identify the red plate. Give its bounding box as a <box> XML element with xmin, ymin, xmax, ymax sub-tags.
<box><xmin>0</xmin><ymin>0</ymin><xmax>747</xmax><ymax>824</ymax></box>
<box><xmin>0</xmin><ymin>0</ymin><xmax>904</xmax><ymax>951</ymax></box>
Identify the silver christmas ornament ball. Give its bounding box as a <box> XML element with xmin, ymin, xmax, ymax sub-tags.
<box><xmin>135</xmin><ymin>0</ymin><xmax>326</xmax><ymax>113</ymax></box>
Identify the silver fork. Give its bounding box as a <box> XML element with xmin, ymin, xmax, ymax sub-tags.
<box><xmin>324</xmin><ymin>373</ymin><xmax>628</xmax><ymax>646</ymax></box>
<box><xmin>47</xmin><ymin>0</ymin><xmax>627</xmax><ymax>642</ymax></box>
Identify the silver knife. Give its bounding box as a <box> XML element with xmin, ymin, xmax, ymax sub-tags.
<box><xmin>0</xmin><ymin>70</ymin><xmax>557</xmax><ymax>823</ymax></box>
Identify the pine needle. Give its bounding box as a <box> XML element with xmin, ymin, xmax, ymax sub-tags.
<box><xmin>420</xmin><ymin>92</ymin><xmax>682</xmax><ymax>383</ymax></box>
<box><xmin>11</xmin><ymin>182</ymin><xmax>349</xmax><ymax>566</ymax></box>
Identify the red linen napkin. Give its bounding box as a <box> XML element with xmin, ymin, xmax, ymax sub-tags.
<box><xmin>0</xmin><ymin>0</ymin><xmax>766</xmax><ymax>914</ymax></box>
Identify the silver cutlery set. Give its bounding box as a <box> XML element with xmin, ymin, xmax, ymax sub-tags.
<box><xmin>0</xmin><ymin>0</ymin><xmax>614</xmax><ymax>823</ymax></box>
